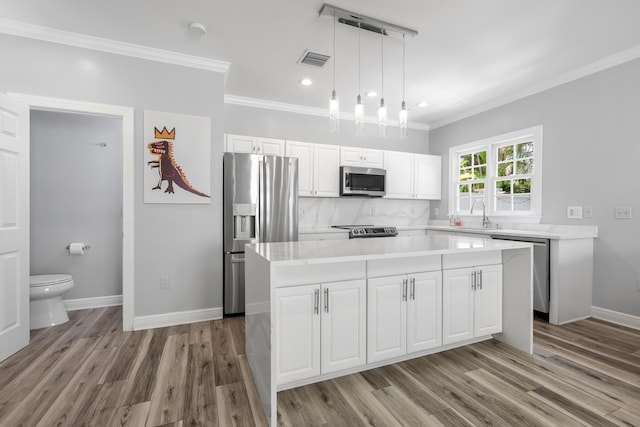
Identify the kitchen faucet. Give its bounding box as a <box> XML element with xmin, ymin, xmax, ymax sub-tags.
<box><xmin>470</xmin><ymin>199</ymin><xmax>491</xmax><ymax>228</ymax></box>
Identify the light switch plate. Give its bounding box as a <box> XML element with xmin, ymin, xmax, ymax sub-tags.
<box><xmin>583</xmin><ymin>207</ymin><xmax>593</xmax><ymax>218</ymax></box>
<box><xmin>567</xmin><ymin>206</ymin><xmax>583</xmax><ymax>219</ymax></box>
<box><xmin>615</xmin><ymin>206</ymin><xmax>632</xmax><ymax>219</ymax></box>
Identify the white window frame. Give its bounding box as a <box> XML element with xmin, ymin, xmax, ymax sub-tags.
<box><xmin>449</xmin><ymin>125</ymin><xmax>543</xmax><ymax>222</ymax></box>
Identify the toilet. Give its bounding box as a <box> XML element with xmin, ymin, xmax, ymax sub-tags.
<box><xmin>29</xmin><ymin>274</ymin><xmax>75</xmax><ymax>330</ymax></box>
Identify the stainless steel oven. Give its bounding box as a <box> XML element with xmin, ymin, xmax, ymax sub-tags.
<box><xmin>340</xmin><ymin>166</ymin><xmax>386</xmax><ymax>197</ymax></box>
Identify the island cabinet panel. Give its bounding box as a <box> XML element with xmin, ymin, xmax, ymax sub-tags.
<box><xmin>276</xmin><ymin>279</ymin><xmax>366</xmax><ymax>385</ymax></box>
<box><xmin>367</xmin><ymin>271</ymin><xmax>442</xmax><ymax>363</ymax></box>
<box><xmin>443</xmin><ymin>264</ymin><xmax>502</xmax><ymax>346</ymax></box>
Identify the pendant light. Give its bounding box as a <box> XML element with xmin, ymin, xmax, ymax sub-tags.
<box><xmin>329</xmin><ymin>11</ymin><xmax>339</xmax><ymax>132</ymax></box>
<box><xmin>399</xmin><ymin>34</ymin><xmax>409</xmax><ymax>139</ymax></box>
<box><xmin>354</xmin><ymin>22</ymin><xmax>364</xmax><ymax>136</ymax></box>
<box><xmin>377</xmin><ymin>27</ymin><xmax>387</xmax><ymax>137</ymax></box>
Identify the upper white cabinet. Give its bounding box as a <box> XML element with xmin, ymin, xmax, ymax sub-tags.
<box><xmin>384</xmin><ymin>151</ymin><xmax>441</xmax><ymax>200</ymax></box>
<box><xmin>340</xmin><ymin>147</ymin><xmax>384</xmax><ymax>168</ymax></box>
<box><xmin>225</xmin><ymin>134</ymin><xmax>285</xmax><ymax>156</ymax></box>
<box><xmin>286</xmin><ymin>141</ymin><xmax>339</xmax><ymax>197</ymax></box>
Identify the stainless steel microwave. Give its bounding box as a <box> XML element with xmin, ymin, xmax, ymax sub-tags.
<box><xmin>340</xmin><ymin>166</ymin><xmax>386</xmax><ymax>197</ymax></box>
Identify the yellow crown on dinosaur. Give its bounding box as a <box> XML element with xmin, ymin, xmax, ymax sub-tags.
<box><xmin>154</xmin><ymin>126</ymin><xmax>175</xmax><ymax>140</ymax></box>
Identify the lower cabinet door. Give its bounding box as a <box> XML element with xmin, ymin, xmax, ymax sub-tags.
<box><xmin>367</xmin><ymin>276</ymin><xmax>407</xmax><ymax>363</ymax></box>
<box><xmin>321</xmin><ymin>280</ymin><xmax>367</xmax><ymax>374</ymax></box>
<box><xmin>275</xmin><ymin>285</ymin><xmax>320</xmax><ymax>385</ymax></box>
<box><xmin>407</xmin><ymin>271</ymin><xmax>442</xmax><ymax>353</ymax></box>
<box><xmin>442</xmin><ymin>268</ymin><xmax>474</xmax><ymax>345</ymax></box>
<box><xmin>474</xmin><ymin>265</ymin><xmax>503</xmax><ymax>337</ymax></box>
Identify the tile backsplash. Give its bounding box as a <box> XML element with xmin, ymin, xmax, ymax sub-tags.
<box><xmin>299</xmin><ymin>197</ymin><xmax>430</xmax><ymax>229</ymax></box>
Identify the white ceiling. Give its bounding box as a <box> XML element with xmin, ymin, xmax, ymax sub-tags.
<box><xmin>3</xmin><ymin>0</ymin><xmax>640</xmax><ymax>128</ymax></box>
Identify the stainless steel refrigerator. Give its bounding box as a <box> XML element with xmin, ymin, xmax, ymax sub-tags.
<box><xmin>223</xmin><ymin>152</ymin><xmax>298</xmax><ymax>315</ymax></box>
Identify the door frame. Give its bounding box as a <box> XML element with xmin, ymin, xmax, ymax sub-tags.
<box><xmin>11</xmin><ymin>93</ymin><xmax>135</xmax><ymax>331</ymax></box>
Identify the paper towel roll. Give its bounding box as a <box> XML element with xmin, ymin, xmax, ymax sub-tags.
<box><xmin>69</xmin><ymin>243</ymin><xmax>85</xmax><ymax>255</ymax></box>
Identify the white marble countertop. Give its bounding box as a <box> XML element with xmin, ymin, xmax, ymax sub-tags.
<box><xmin>247</xmin><ymin>235</ymin><xmax>531</xmax><ymax>265</ymax></box>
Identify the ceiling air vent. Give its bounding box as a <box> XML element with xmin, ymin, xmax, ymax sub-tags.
<box><xmin>298</xmin><ymin>50</ymin><xmax>330</xmax><ymax>67</ymax></box>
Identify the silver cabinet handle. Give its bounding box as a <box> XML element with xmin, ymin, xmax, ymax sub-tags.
<box><xmin>314</xmin><ymin>289</ymin><xmax>319</xmax><ymax>314</ymax></box>
<box><xmin>479</xmin><ymin>270</ymin><xmax>483</xmax><ymax>290</ymax></box>
<box><xmin>402</xmin><ymin>279</ymin><xmax>408</xmax><ymax>301</ymax></box>
<box><xmin>324</xmin><ymin>288</ymin><xmax>329</xmax><ymax>313</ymax></box>
<box><xmin>472</xmin><ymin>270</ymin><xmax>477</xmax><ymax>291</ymax></box>
<box><xmin>410</xmin><ymin>277</ymin><xmax>416</xmax><ymax>300</ymax></box>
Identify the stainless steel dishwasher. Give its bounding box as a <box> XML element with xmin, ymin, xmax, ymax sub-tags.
<box><xmin>490</xmin><ymin>234</ymin><xmax>550</xmax><ymax>316</ymax></box>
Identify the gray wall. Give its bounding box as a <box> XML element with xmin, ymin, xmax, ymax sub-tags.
<box><xmin>0</xmin><ymin>33</ymin><xmax>225</xmax><ymax>317</ymax></box>
<box><xmin>30</xmin><ymin>110</ymin><xmax>123</xmax><ymax>299</ymax></box>
<box><xmin>224</xmin><ymin>103</ymin><xmax>429</xmax><ymax>153</ymax></box>
<box><xmin>429</xmin><ymin>57</ymin><xmax>640</xmax><ymax>317</ymax></box>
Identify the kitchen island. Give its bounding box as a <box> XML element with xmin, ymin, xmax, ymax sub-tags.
<box><xmin>245</xmin><ymin>235</ymin><xmax>533</xmax><ymax>426</ymax></box>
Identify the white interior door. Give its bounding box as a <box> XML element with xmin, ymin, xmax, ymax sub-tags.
<box><xmin>0</xmin><ymin>93</ymin><xmax>29</xmax><ymax>362</ymax></box>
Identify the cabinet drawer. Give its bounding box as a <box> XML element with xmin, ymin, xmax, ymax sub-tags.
<box><xmin>274</xmin><ymin>261</ymin><xmax>366</xmax><ymax>287</ymax></box>
<box><xmin>442</xmin><ymin>251</ymin><xmax>501</xmax><ymax>270</ymax></box>
<box><xmin>367</xmin><ymin>255</ymin><xmax>441</xmax><ymax>277</ymax></box>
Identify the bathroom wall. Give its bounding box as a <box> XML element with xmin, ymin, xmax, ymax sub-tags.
<box><xmin>30</xmin><ymin>110</ymin><xmax>123</xmax><ymax>300</ymax></box>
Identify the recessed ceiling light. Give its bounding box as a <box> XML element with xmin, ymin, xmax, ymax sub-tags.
<box><xmin>299</xmin><ymin>78</ymin><xmax>313</xmax><ymax>86</ymax></box>
<box><xmin>366</xmin><ymin>90</ymin><xmax>377</xmax><ymax>98</ymax></box>
<box><xmin>417</xmin><ymin>101</ymin><xmax>429</xmax><ymax>108</ymax></box>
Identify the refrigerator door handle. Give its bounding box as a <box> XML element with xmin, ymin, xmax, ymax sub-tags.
<box><xmin>258</xmin><ymin>160</ymin><xmax>264</xmax><ymax>243</ymax></box>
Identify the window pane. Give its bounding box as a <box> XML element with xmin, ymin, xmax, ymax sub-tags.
<box><xmin>516</xmin><ymin>159</ymin><xmax>533</xmax><ymax>174</ymax></box>
<box><xmin>497</xmin><ymin>162</ymin><xmax>513</xmax><ymax>177</ymax></box>
<box><xmin>459</xmin><ymin>167</ymin><xmax>472</xmax><ymax>181</ymax></box>
<box><xmin>497</xmin><ymin>145</ymin><xmax>513</xmax><ymax>161</ymax></box>
<box><xmin>517</xmin><ymin>142</ymin><xmax>533</xmax><ymax>158</ymax></box>
<box><xmin>514</xmin><ymin>178</ymin><xmax>531</xmax><ymax>194</ymax></box>
<box><xmin>514</xmin><ymin>195</ymin><xmax>531</xmax><ymax>211</ymax></box>
<box><xmin>460</xmin><ymin>153</ymin><xmax>471</xmax><ymax>167</ymax></box>
<box><xmin>496</xmin><ymin>180</ymin><xmax>511</xmax><ymax>194</ymax></box>
<box><xmin>459</xmin><ymin>184</ymin><xmax>469</xmax><ymax>193</ymax></box>
<box><xmin>473</xmin><ymin>166</ymin><xmax>486</xmax><ymax>179</ymax></box>
<box><xmin>495</xmin><ymin>195</ymin><xmax>512</xmax><ymax>211</ymax></box>
<box><xmin>471</xmin><ymin>183</ymin><xmax>484</xmax><ymax>193</ymax></box>
<box><xmin>473</xmin><ymin>151</ymin><xmax>486</xmax><ymax>166</ymax></box>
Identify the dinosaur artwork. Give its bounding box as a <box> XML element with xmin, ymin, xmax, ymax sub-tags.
<box><xmin>147</xmin><ymin>126</ymin><xmax>210</xmax><ymax>199</ymax></box>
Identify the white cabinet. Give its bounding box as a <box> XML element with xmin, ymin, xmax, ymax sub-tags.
<box><xmin>367</xmin><ymin>271</ymin><xmax>442</xmax><ymax>363</ymax></box>
<box><xmin>285</xmin><ymin>141</ymin><xmax>339</xmax><ymax>197</ymax></box>
<box><xmin>225</xmin><ymin>134</ymin><xmax>285</xmax><ymax>156</ymax></box>
<box><xmin>442</xmin><ymin>264</ymin><xmax>502</xmax><ymax>345</ymax></box>
<box><xmin>275</xmin><ymin>279</ymin><xmax>366</xmax><ymax>385</ymax></box>
<box><xmin>384</xmin><ymin>151</ymin><xmax>441</xmax><ymax>200</ymax></box>
<box><xmin>340</xmin><ymin>147</ymin><xmax>384</xmax><ymax>168</ymax></box>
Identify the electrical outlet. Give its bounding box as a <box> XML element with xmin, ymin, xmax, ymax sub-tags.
<box><xmin>371</xmin><ymin>207</ymin><xmax>376</xmax><ymax>216</ymax></box>
<box><xmin>160</xmin><ymin>275</ymin><xmax>169</xmax><ymax>289</ymax></box>
<box><xmin>299</xmin><ymin>207</ymin><xmax>305</xmax><ymax>217</ymax></box>
<box><xmin>434</xmin><ymin>208</ymin><xmax>439</xmax><ymax>216</ymax></box>
<box><xmin>615</xmin><ymin>206</ymin><xmax>632</xmax><ymax>219</ymax></box>
<box><xmin>567</xmin><ymin>206</ymin><xmax>583</xmax><ymax>219</ymax></box>
<box><xmin>637</xmin><ymin>277</ymin><xmax>640</xmax><ymax>291</ymax></box>
<box><xmin>583</xmin><ymin>207</ymin><xmax>592</xmax><ymax>218</ymax></box>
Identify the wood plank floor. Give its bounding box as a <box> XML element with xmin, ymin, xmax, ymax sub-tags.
<box><xmin>2</xmin><ymin>308</ymin><xmax>640</xmax><ymax>426</ymax></box>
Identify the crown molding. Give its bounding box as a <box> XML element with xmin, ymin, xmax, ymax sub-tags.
<box><xmin>0</xmin><ymin>18</ymin><xmax>230</xmax><ymax>75</ymax></box>
<box><xmin>224</xmin><ymin>94</ymin><xmax>430</xmax><ymax>131</ymax></box>
<box><xmin>430</xmin><ymin>43</ymin><xmax>640</xmax><ymax>129</ymax></box>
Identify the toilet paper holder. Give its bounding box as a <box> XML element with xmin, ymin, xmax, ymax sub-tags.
<box><xmin>65</xmin><ymin>243</ymin><xmax>91</xmax><ymax>251</ymax></box>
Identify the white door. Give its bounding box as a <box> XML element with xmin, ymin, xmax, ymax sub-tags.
<box><xmin>285</xmin><ymin>140</ymin><xmax>313</xmax><ymax>196</ymax></box>
<box><xmin>474</xmin><ymin>265</ymin><xmax>503</xmax><ymax>337</ymax></box>
<box><xmin>339</xmin><ymin>146</ymin><xmax>363</xmax><ymax>166</ymax></box>
<box><xmin>321</xmin><ymin>280</ymin><xmax>366</xmax><ymax>374</ymax></box>
<box><xmin>225</xmin><ymin>134</ymin><xmax>256</xmax><ymax>153</ymax></box>
<box><xmin>313</xmin><ymin>144</ymin><xmax>340</xmax><ymax>197</ymax></box>
<box><xmin>275</xmin><ymin>284</ymin><xmax>321</xmax><ymax>385</ymax></box>
<box><xmin>362</xmin><ymin>149</ymin><xmax>384</xmax><ymax>168</ymax></box>
<box><xmin>414</xmin><ymin>154</ymin><xmax>442</xmax><ymax>200</ymax></box>
<box><xmin>407</xmin><ymin>271</ymin><xmax>442</xmax><ymax>353</ymax></box>
<box><xmin>367</xmin><ymin>275</ymin><xmax>406</xmax><ymax>363</ymax></box>
<box><xmin>442</xmin><ymin>268</ymin><xmax>474</xmax><ymax>345</ymax></box>
<box><xmin>0</xmin><ymin>94</ymin><xmax>29</xmax><ymax>362</ymax></box>
<box><xmin>257</xmin><ymin>137</ymin><xmax>285</xmax><ymax>156</ymax></box>
<box><xmin>383</xmin><ymin>151</ymin><xmax>414</xmax><ymax>199</ymax></box>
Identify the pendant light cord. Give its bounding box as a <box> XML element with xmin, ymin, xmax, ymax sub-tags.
<box><xmin>380</xmin><ymin>28</ymin><xmax>384</xmax><ymax>98</ymax></box>
<box><xmin>402</xmin><ymin>34</ymin><xmax>406</xmax><ymax>102</ymax></box>
<box><xmin>358</xmin><ymin>23</ymin><xmax>361</xmax><ymax>95</ymax></box>
<box><xmin>332</xmin><ymin>12</ymin><xmax>336</xmax><ymax>94</ymax></box>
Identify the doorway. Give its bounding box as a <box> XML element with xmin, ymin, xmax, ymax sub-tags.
<box><xmin>14</xmin><ymin>93</ymin><xmax>135</xmax><ymax>331</ymax></box>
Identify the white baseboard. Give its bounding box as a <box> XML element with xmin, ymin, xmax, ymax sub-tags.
<box><xmin>591</xmin><ymin>306</ymin><xmax>640</xmax><ymax>330</ymax></box>
<box><xmin>63</xmin><ymin>295</ymin><xmax>122</xmax><ymax>311</ymax></box>
<box><xmin>133</xmin><ymin>307</ymin><xmax>223</xmax><ymax>331</ymax></box>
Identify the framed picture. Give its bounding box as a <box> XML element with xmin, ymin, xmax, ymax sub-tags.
<box><xmin>143</xmin><ymin>110</ymin><xmax>211</xmax><ymax>204</ymax></box>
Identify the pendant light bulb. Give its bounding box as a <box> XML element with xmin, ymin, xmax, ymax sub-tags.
<box><xmin>329</xmin><ymin>12</ymin><xmax>339</xmax><ymax>133</ymax></box>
